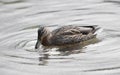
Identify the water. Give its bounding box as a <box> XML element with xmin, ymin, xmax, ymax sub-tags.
<box><xmin>0</xmin><ymin>0</ymin><xmax>120</xmax><ymax>75</ymax></box>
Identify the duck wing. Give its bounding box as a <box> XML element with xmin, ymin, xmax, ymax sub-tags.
<box><xmin>50</xmin><ymin>25</ymin><xmax>99</xmax><ymax>46</ymax></box>
<box><xmin>52</xmin><ymin>25</ymin><xmax>99</xmax><ymax>35</ymax></box>
<box><xmin>50</xmin><ymin>33</ymin><xmax>96</xmax><ymax>46</ymax></box>
<box><xmin>51</xmin><ymin>25</ymin><xmax>80</xmax><ymax>35</ymax></box>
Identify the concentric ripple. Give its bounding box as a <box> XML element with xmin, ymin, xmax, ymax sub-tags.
<box><xmin>0</xmin><ymin>0</ymin><xmax>120</xmax><ymax>75</ymax></box>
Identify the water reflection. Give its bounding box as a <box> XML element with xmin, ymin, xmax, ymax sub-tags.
<box><xmin>38</xmin><ymin>54</ymin><xmax>48</xmax><ymax>65</ymax></box>
<box><xmin>38</xmin><ymin>37</ymin><xmax>100</xmax><ymax>66</ymax></box>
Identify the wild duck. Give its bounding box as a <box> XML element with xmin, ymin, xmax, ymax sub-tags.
<box><xmin>35</xmin><ymin>25</ymin><xmax>100</xmax><ymax>49</ymax></box>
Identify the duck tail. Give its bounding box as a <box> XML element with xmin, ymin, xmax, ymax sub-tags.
<box><xmin>93</xmin><ymin>25</ymin><xmax>100</xmax><ymax>31</ymax></box>
<box><xmin>93</xmin><ymin>25</ymin><xmax>102</xmax><ymax>35</ymax></box>
<box><xmin>81</xmin><ymin>25</ymin><xmax>101</xmax><ymax>34</ymax></box>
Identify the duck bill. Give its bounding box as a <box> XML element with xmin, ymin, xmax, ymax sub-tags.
<box><xmin>35</xmin><ymin>40</ymin><xmax>41</xmax><ymax>49</ymax></box>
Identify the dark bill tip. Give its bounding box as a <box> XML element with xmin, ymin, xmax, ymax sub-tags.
<box><xmin>35</xmin><ymin>40</ymin><xmax>41</xmax><ymax>49</ymax></box>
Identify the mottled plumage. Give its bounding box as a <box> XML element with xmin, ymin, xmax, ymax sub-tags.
<box><xmin>35</xmin><ymin>25</ymin><xmax>100</xmax><ymax>49</ymax></box>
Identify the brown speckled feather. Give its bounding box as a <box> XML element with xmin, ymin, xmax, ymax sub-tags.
<box><xmin>49</xmin><ymin>25</ymin><xmax>98</xmax><ymax>46</ymax></box>
<box><xmin>52</xmin><ymin>25</ymin><xmax>93</xmax><ymax>36</ymax></box>
<box><xmin>50</xmin><ymin>33</ymin><xmax>96</xmax><ymax>46</ymax></box>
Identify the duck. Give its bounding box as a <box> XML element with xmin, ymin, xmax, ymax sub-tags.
<box><xmin>35</xmin><ymin>25</ymin><xmax>100</xmax><ymax>49</ymax></box>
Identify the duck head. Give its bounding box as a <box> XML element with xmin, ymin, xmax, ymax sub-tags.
<box><xmin>35</xmin><ymin>26</ymin><xmax>48</xmax><ymax>49</ymax></box>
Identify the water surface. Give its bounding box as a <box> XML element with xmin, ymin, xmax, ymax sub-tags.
<box><xmin>0</xmin><ymin>0</ymin><xmax>120</xmax><ymax>75</ymax></box>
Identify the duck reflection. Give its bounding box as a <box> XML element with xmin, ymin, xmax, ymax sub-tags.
<box><xmin>38</xmin><ymin>37</ymin><xmax>99</xmax><ymax>65</ymax></box>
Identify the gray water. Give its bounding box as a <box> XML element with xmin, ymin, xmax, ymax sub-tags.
<box><xmin>0</xmin><ymin>0</ymin><xmax>120</xmax><ymax>75</ymax></box>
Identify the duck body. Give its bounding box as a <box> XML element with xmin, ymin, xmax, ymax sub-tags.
<box><xmin>35</xmin><ymin>25</ymin><xmax>100</xmax><ymax>49</ymax></box>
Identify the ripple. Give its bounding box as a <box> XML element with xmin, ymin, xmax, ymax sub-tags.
<box><xmin>84</xmin><ymin>66</ymin><xmax>120</xmax><ymax>72</ymax></box>
<box><xmin>104</xmin><ymin>0</ymin><xmax>120</xmax><ymax>4</ymax></box>
<box><xmin>26</xmin><ymin>10</ymin><xmax>61</xmax><ymax>16</ymax></box>
<box><xmin>0</xmin><ymin>0</ymin><xmax>120</xmax><ymax>75</ymax></box>
<box><xmin>0</xmin><ymin>0</ymin><xmax>24</xmax><ymax>4</ymax></box>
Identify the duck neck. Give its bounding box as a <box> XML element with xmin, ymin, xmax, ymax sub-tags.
<box><xmin>41</xmin><ymin>30</ymin><xmax>52</xmax><ymax>46</ymax></box>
